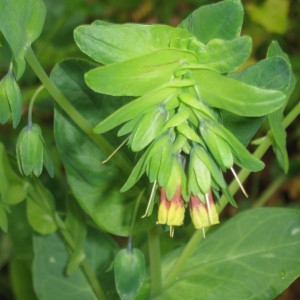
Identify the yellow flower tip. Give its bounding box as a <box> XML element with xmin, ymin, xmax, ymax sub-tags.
<box><xmin>189</xmin><ymin>195</ymin><xmax>209</xmax><ymax>229</ymax></box>
<box><xmin>167</xmin><ymin>193</ymin><xmax>185</xmax><ymax>226</ymax></box>
<box><xmin>206</xmin><ymin>191</ymin><xmax>219</xmax><ymax>225</ymax></box>
<box><xmin>157</xmin><ymin>188</ymin><xmax>170</xmax><ymax>225</ymax></box>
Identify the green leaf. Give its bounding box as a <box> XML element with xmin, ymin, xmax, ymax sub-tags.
<box><xmin>33</xmin><ymin>233</ymin><xmax>97</xmax><ymax>300</ymax></box>
<box><xmin>246</xmin><ymin>0</ymin><xmax>289</xmax><ymax>34</ymax></box>
<box><xmin>0</xmin><ymin>204</ymin><xmax>8</xmax><ymax>232</ymax></box>
<box><xmin>114</xmin><ymin>248</ymin><xmax>145</xmax><ymax>300</ymax></box>
<box><xmin>85</xmin><ymin>49</ymin><xmax>197</xmax><ymax>96</ymax></box>
<box><xmin>0</xmin><ymin>77</ymin><xmax>11</xmax><ymax>124</ymax></box>
<box><xmin>26</xmin><ymin>181</ymin><xmax>57</xmax><ymax>235</ymax></box>
<box><xmin>223</xmin><ymin>55</ymin><xmax>292</xmax><ymax>146</ymax></box>
<box><xmin>179</xmin><ymin>0</ymin><xmax>244</xmax><ymax>43</ymax></box>
<box><xmin>10</xmin><ymin>259</ymin><xmax>37</xmax><ymax>300</ymax></box>
<box><xmin>0</xmin><ymin>0</ymin><xmax>46</xmax><ymax>79</ymax></box>
<box><xmin>33</xmin><ymin>229</ymin><xmax>119</xmax><ymax>300</ymax></box>
<box><xmin>64</xmin><ymin>196</ymin><xmax>87</xmax><ymax>275</ymax></box>
<box><xmin>155</xmin><ymin>208</ymin><xmax>300</xmax><ymax>300</ymax></box>
<box><xmin>74</xmin><ymin>21</ymin><xmax>192</xmax><ymax>65</ymax></box>
<box><xmin>3</xmin><ymin>73</ymin><xmax>22</xmax><ymax>128</ymax></box>
<box><xmin>192</xmin><ymin>69</ymin><xmax>285</xmax><ymax>117</ymax></box>
<box><xmin>0</xmin><ymin>143</ymin><xmax>27</xmax><ymax>206</ymax></box>
<box><xmin>52</xmin><ymin>59</ymin><xmax>155</xmax><ymax>236</ymax></box>
<box><xmin>266</xmin><ymin>42</ymin><xmax>295</xmax><ymax>173</ymax></box>
<box><xmin>193</xmin><ymin>36</ymin><xmax>251</xmax><ymax>73</ymax></box>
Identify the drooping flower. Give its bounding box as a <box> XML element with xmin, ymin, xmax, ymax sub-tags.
<box><xmin>157</xmin><ymin>187</ymin><xmax>185</xmax><ymax>237</ymax></box>
<box><xmin>189</xmin><ymin>190</ymin><xmax>219</xmax><ymax>231</ymax></box>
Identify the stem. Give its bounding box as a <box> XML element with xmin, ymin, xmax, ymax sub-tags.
<box><xmin>27</xmin><ymin>85</ymin><xmax>44</xmax><ymax>127</ymax></box>
<box><xmin>252</xmin><ymin>175</ymin><xmax>286</xmax><ymax>208</ymax></box>
<box><xmin>164</xmin><ymin>101</ymin><xmax>300</xmax><ymax>289</ymax></box>
<box><xmin>56</xmin><ymin>215</ymin><xmax>107</xmax><ymax>300</ymax></box>
<box><xmin>148</xmin><ymin>226</ymin><xmax>162</xmax><ymax>297</ymax></box>
<box><xmin>24</xmin><ymin>47</ymin><xmax>132</xmax><ymax>176</ymax></box>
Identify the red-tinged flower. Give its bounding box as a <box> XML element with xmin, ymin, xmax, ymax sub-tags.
<box><xmin>157</xmin><ymin>187</ymin><xmax>185</xmax><ymax>227</ymax></box>
<box><xmin>189</xmin><ymin>191</ymin><xmax>219</xmax><ymax>230</ymax></box>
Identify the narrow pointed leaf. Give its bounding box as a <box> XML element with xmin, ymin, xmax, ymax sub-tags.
<box><xmin>85</xmin><ymin>49</ymin><xmax>197</xmax><ymax>96</ymax></box>
<box><xmin>192</xmin><ymin>69</ymin><xmax>285</xmax><ymax>117</ymax></box>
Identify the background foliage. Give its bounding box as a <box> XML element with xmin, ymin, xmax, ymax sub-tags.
<box><xmin>0</xmin><ymin>0</ymin><xmax>299</xmax><ymax>299</ymax></box>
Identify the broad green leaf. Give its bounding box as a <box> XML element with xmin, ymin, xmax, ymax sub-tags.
<box><xmin>10</xmin><ymin>259</ymin><xmax>37</xmax><ymax>300</ymax></box>
<box><xmin>52</xmin><ymin>60</ymin><xmax>155</xmax><ymax>236</ymax></box>
<box><xmin>33</xmin><ymin>233</ymin><xmax>97</xmax><ymax>300</ymax></box>
<box><xmin>246</xmin><ymin>0</ymin><xmax>289</xmax><ymax>34</ymax></box>
<box><xmin>223</xmin><ymin>55</ymin><xmax>292</xmax><ymax>145</ymax></box>
<box><xmin>85</xmin><ymin>49</ymin><xmax>197</xmax><ymax>96</ymax></box>
<box><xmin>151</xmin><ymin>208</ymin><xmax>300</xmax><ymax>300</ymax></box>
<box><xmin>26</xmin><ymin>181</ymin><xmax>57</xmax><ymax>235</ymax></box>
<box><xmin>179</xmin><ymin>0</ymin><xmax>244</xmax><ymax>43</ymax></box>
<box><xmin>74</xmin><ymin>21</ymin><xmax>192</xmax><ymax>65</ymax></box>
<box><xmin>33</xmin><ymin>229</ymin><xmax>119</xmax><ymax>300</ymax></box>
<box><xmin>192</xmin><ymin>69</ymin><xmax>285</xmax><ymax>117</ymax></box>
<box><xmin>0</xmin><ymin>0</ymin><xmax>46</xmax><ymax>79</ymax></box>
<box><xmin>114</xmin><ymin>248</ymin><xmax>145</xmax><ymax>300</ymax></box>
<box><xmin>0</xmin><ymin>143</ymin><xmax>27</xmax><ymax>206</ymax></box>
<box><xmin>0</xmin><ymin>77</ymin><xmax>11</xmax><ymax>124</ymax></box>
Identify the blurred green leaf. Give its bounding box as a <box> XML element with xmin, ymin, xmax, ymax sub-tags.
<box><xmin>246</xmin><ymin>0</ymin><xmax>289</xmax><ymax>34</ymax></box>
<box><xmin>26</xmin><ymin>181</ymin><xmax>57</xmax><ymax>235</ymax></box>
<box><xmin>151</xmin><ymin>208</ymin><xmax>300</xmax><ymax>300</ymax></box>
<box><xmin>52</xmin><ymin>59</ymin><xmax>155</xmax><ymax>236</ymax></box>
<box><xmin>114</xmin><ymin>248</ymin><xmax>145</xmax><ymax>300</ymax></box>
<box><xmin>10</xmin><ymin>259</ymin><xmax>37</xmax><ymax>300</ymax></box>
<box><xmin>0</xmin><ymin>143</ymin><xmax>27</xmax><ymax>206</ymax></box>
<box><xmin>0</xmin><ymin>0</ymin><xmax>46</xmax><ymax>79</ymax></box>
<box><xmin>74</xmin><ymin>21</ymin><xmax>192</xmax><ymax>65</ymax></box>
<box><xmin>179</xmin><ymin>0</ymin><xmax>244</xmax><ymax>43</ymax></box>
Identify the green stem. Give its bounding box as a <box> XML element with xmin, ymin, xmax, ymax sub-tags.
<box><xmin>164</xmin><ymin>101</ymin><xmax>300</xmax><ymax>289</ymax></box>
<box><xmin>252</xmin><ymin>175</ymin><xmax>286</xmax><ymax>208</ymax></box>
<box><xmin>24</xmin><ymin>47</ymin><xmax>132</xmax><ymax>176</ymax></box>
<box><xmin>56</xmin><ymin>215</ymin><xmax>107</xmax><ymax>300</ymax></box>
<box><xmin>148</xmin><ymin>226</ymin><xmax>162</xmax><ymax>297</ymax></box>
<box><xmin>27</xmin><ymin>85</ymin><xmax>44</xmax><ymax>127</ymax></box>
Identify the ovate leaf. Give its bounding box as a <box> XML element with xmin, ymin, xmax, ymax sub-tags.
<box><xmin>74</xmin><ymin>21</ymin><xmax>192</xmax><ymax>65</ymax></box>
<box><xmin>179</xmin><ymin>0</ymin><xmax>244</xmax><ymax>43</ymax></box>
<box><xmin>154</xmin><ymin>208</ymin><xmax>300</xmax><ymax>300</ymax></box>
<box><xmin>0</xmin><ymin>0</ymin><xmax>46</xmax><ymax>79</ymax></box>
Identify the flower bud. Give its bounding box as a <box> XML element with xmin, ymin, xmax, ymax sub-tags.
<box><xmin>16</xmin><ymin>124</ymin><xmax>54</xmax><ymax>177</ymax></box>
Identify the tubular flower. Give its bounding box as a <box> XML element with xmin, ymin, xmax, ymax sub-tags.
<box><xmin>189</xmin><ymin>190</ymin><xmax>219</xmax><ymax>230</ymax></box>
<box><xmin>157</xmin><ymin>187</ymin><xmax>185</xmax><ymax>227</ymax></box>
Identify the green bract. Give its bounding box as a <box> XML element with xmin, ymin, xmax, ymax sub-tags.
<box><xmin>74</xmin><ymin>0</ymin><xmax>292</xmax><ymax>230</ymax></box>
